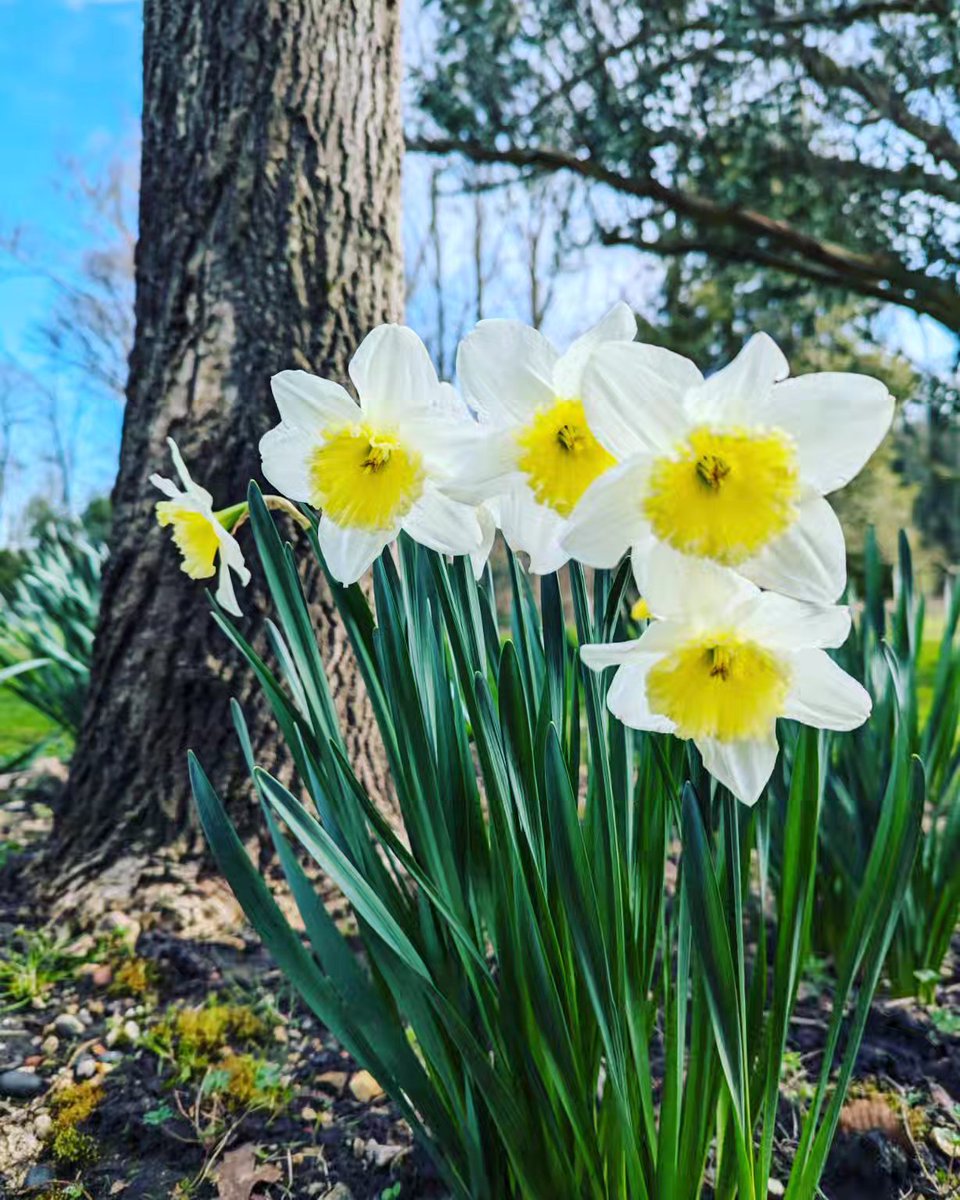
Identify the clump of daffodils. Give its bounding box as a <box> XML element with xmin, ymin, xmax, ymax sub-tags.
<box><xmin>155</xmin><ymin>313</ymin><xmax>894</xmax><ymax>805</ymax></box>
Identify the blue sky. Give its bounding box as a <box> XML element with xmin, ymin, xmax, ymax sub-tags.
<box><xmin>0</xmin><ymin>0</ymin><xmax>141</xmax><ymax>533</ymax></box>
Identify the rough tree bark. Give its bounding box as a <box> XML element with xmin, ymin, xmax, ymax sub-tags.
<box><xmin>56</xmin><ymin>0</ymin><xmax>402</xmax><ymax>873</ymax></box>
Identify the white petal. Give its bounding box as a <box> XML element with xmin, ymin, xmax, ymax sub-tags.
<box><xmin>215</xmin><ymin>524</ymin><xmax>251</xmax><ymax>587</ymax></box>
<box><xmin>150</xmin><ymin>472</ymin><xmax>182</xmax><ymax>501</ymax></box>
<box><xmin>402</xmin><ymin>485</ymin><xmax>483</xmax><ymax>556</ymax></box>
<box><xmin>215</xmin><ymin>558</ymin><xmax>243</xmax><ymax>617</ymax></box>
<box><xmin>580</xmin><ymin>637</ymin><xmax>647</xmax><ymax>671</ymax></box>
<box><xmin>259</xmin><ymin>423</ymin><xmax>313</xmax><ymax>503</ymax></box>
<box><xmin>435</xmin><ymin>381</ymin><xmax>469</xmax><ymax>417</ymax></box>
<box><xmin>499</xmin><ymin>487</ymin><xmax>569</xmax><ymax>574</ymax></box>
<box><xmin>783</xmin><ymin>649</ymin><xmax>872</xmax><ymax>730</ymax></box>
<box><xmin>737</xmin><ymin>592</ymin><xmax>852</xmax><ymax>651</ymax></box>
<box><xmin>606</xmin><ymin>661</ymin><xmax>677</xmax><ymax>734</ymax></box>
<box><xmin>581</xmin><ymin>619</ymin><xmax>684</xmax><ymax>671</ymax></box>
<box><xmin>685</xmin><ymin>333</ymin><xmax>789</xmax><ymax>426</ymax></box>
<box><xmin>270</xmin><ymin>371</ymin><xmax>358</xmax><ymax>435</ymax></box>
<box><xmin>581</xmin><ymin>342</ymin><xmax>700</xmax><ymax>458</ymax></box>
<box><xmin>165</xmin><ymin>438</ymin><xmax>214</xmax><ymax>511</ymax></box>
<box><xmin>632</xmin><ymin>540</ymin><xmax>759</xmax><ymax>624</ymax></box>
<box><xmin>433</xmin><ymin>424</ymin><xmax>520</xmax><ymax>504</ymax></box>
<box><xmin>318</xmin><ymin>520</ymin><xmax>394</xmax><ymax>585</ymax></box>
<box><xmin>562</xmin><ymin>457</ymin><xmax>651</xmax><ymax>568</ymax></box>
<box><xmin>470</xmin><ymin>500</ymin><xmax>499</xmax><ymax>580</ymax></box>
<box><xmin>758</xmin><ymin>373</ymin><xmax>895</xmax><ymax>494</ymax></box>
<box><xmin>698</xmin><ymin>732</ymin><xmax>780</xmax><ymax>807</ymax></box>
<box><xmin>349</xmin><ymin>325</ymin><xmax>440</xmax><ymax>423</ymax></box>
<box><xmin>456</xmin><ymin>319</ymin><xmax>558</xmax><ymax>424</ymax></box>
<box><xmin>740</xmin><ymin>492</ymin><xmax>846</xmax><ymax>603</ymax></box>
<box><xmin>552</xmin><ymin>301</ymin><xmax>636</xmax><ymax>398</ymax></box>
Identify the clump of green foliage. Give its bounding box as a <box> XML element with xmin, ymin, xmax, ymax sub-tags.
<box><xmin>788</xmin><ymin>531</ymin><xmax>960</xmax><ymax>996</ymax></box>
<box><xmin>0</xmin><ymin>928</ymin><xmax>86</xmax><ymax>1009</ymax></box>
<box><xmin>145</xmin><ymin>1000</ymin><xmax>269</xmax><ymax>1081</ymax></box>
<box><xmin>0</xmin><ymin>521</ymin><xmax>106</xmax><ymax>758</ymax></box>
<box><xmin>108</xmin><ymin>955</ymin><xmax>158</xmax><ymax>998</ymax></box>
<box><xmin>205</xmin><ymin>1052</ymin><xmax>290</xmax><ymax>1113</ymax></box>
<box><xmin>47</xmin><ymin>1080</ymin><xmax>104</xmax><ymax>1167</ymax></box>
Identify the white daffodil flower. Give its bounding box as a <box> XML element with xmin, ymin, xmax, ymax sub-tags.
<box><xmin>260</xmin><ymin>325</ymin><xmax>483</xmax><ymax>585</ymax></box>
<box><xmin>581</xmin><ymin>552</ymin><xmax>871</xmax><ymax>806</ymax></box>
<box><xmin>151</xmin><ymin>438</ymin><xmax>251</xmax><ymax>618</ymax></box>
<box><xmin>564</xmin><ymin>332</ymin><xmax>894</xmax><ymax>603</ymax></box>
<box><xmin>453</xmin><ymin>302</ymin><xmax>638</xmax><ymax>574</ymax></box>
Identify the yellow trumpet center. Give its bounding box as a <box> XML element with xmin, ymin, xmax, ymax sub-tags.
<box><xmin>646</xmin><ymin>633</ymin><xmax>789</xmax><ymax>741</ymax></box>
<box><xmin>643</xmin><ymin>426</ymin><xmax>800</xmax><ymax>564</ymax></box>
<box><xmin>156</xmin><ymin>502</ymin><xmax>219</xmax><ymax>580</ymax></box>
<box><xmin>309</xmin><ymin>423</ymin><xmax>424</xmax><ymax>531</ymax></box>
<box><xmin>516</xmin><ymin>399</ymin><xmax>615</xmax><ymax>517</ymax></box>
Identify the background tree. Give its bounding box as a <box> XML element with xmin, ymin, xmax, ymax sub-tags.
<box><xmin>56</xmin><ymin>0</ymin><xmax>403</xmax><ymax>880</ymax></box>
<box><xmin>412</xmin><ymin>0</ymin><xmax>960</xmax><ymax>335</ymax></box>
<box><xmin>410</xmin><ymin>0</ymin><xmax>960</xmax><ymax>576</ymax></box>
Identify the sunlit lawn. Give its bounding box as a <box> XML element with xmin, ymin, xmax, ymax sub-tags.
<box><xmin>0</xmin><ymin>689</ymin><xmax>70</xmax><ymax>763</ymax></box>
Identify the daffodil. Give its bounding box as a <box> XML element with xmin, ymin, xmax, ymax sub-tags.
<box><xmin>453</xmin><ymin>303</ymin><xmax>638</xmax><ymax>574</ymax></box>
<box><xmin>564</xmin><ymin>333</ymin><xmax>894</xmax><ymax>602</ymax></box>
<box><xmin>151</xmin><ymin>438</ymin><xmax>251</xmax><ymax>618</ymax></box>
<box><xmin>582</xmin><ymin>552</ymin><xmax>871</xmax><ymax>805</ymax></box>
<box><xmin>260</xmin><ymin>325</ymin><xmax>483</xmax><ymax>584</ymax></box>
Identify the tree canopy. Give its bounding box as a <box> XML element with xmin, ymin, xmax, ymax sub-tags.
<box><xmin>413</xmin><ymin>1</ymin><xmax>960</xmax><ymax>336</ymax></box>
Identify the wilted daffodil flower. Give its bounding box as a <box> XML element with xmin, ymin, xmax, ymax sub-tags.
<box><xmin>151</xmin><ymin>438</ymin><xmax>251</xmax><ymax>617</ymax></box>
<box><xmin>453</xmin><ymin>303</ymin><xmax>638</xmax><ymax>574</ymax></box>
<box><xmin>564</xmin><ymin>333</ymin><xmax>894</xmax><ymax>603</ymax></box>
<box><xmin>582</xmin><ymin>552</ymin><xmax>871</xmax><ymax>805</ymax></box>
<box><xmin>260</xmin><ymin>325</ymin><xmax>483</xmax><ymax>584</ymax></box>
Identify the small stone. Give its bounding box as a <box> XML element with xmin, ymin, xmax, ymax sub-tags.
<box><xmin>323</xmin><ymin>1186</ymin><xmax>353</xmax><ymax>1200</ymax></box>
<box><xmin>98</xmin><ymin>1049</ymin><xmax>123</xmax><ymax>1064</ymax></box>
<box><xmin>91</xmin><ymin>965</ymin><xmax>113</xmax><ymax>988</ymax></box>
<box><xmin>300</xmin><ymin>1105</ymin><xmax>318</xmax><ymax>1121</ymax></box>
<box><xmin>317</xmin><ymin>1070</ymin><xmax>348</xmax><ymax>1095</ymax></box>
<box><xmin>0</xmin><ymin>1069</ymin><xmax>43</xmax><ymax>1098</ymax></box>
<box><xmin>40</xmin><ymin>1035</ymin><xmax>59</xmax><ymax>1057</ymax></box>
<box><xmin>74</xmin><ymin>1057</ymin><xmax>96</xmax><ymax>1081</ymax></box>
<box><xmin>54</xmin><ymin>1013</ymin><xmax>85</xmax><ymax>1038</ymax></box>
<box><xmin>122</xmin><ymin>1019</ymin><xmax>141</xmax><ymax>1043</ymax></box>
<box><xmin>78</xmin><ymin>1007</ymin><xmax>94</xmax><ymax>1027</ymax></box>
<box><xmin>23</xmin><ymin>1055</ymin><xmax>42</xmax><ymax>1068</ymax></box>
<box><xmin>768</xmin><ymin>1182</ymin><xmax>785</xmax><ymax>1197</ymax></box>
<box><xmin>24</xmin><ymin>1164</ymin><xmax>56</xmax><ymax>1188</ymax></box>
<box><xmin>34</xmin><ymin>1113</ymin><xmax>53</xmax><ymax>1138</ymax></box>
<box><xmin>354</xmin><ymin>1137</ymin><xmax>406</xmax><ymax>1168</ymax></box>
<box><xmin>272</xmin><ymin>1024</ymin><xmax>288</xmax><ymax>1043</ymax></box>
<box><xmin>348</xmin><ymin>1070</ymin><xmax>383</xmax><ymax>1103</ymax></box>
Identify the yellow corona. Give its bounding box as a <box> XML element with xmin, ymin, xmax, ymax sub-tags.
<box><xmin>516</xmin><ymin>399</ymin><xmax>615</xmax><ymax>517</ymax></box>
<box><xmin>309</xmin><ymin>423</ymin><xmax>425</xmax><ymax>530</ymax></box>
<box><xmin>643</xmin><ymin>426</ymin><xmax>800</xmax><ymax>564</ymax></box>
<box><xmin>646</xmin><ymin>633</ymin><xmax>789</xmax><ymax>741</ymax></box>
<box><xmin>155</xmin><ymin>503</ymin><xmax>220</xmax><ymax>580</ymax></box>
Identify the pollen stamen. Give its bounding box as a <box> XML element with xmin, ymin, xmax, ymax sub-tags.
<box><xmin>708</xmin><ymin>645</ymin><xmax>732</xmax><ymax>679</ymax></box>
<box><xmin>557</xmin><ymin>423</ymin><xmax>584</xmax><ymax>452</ymax></box>
<box><xmin>696</xmin><ymin>453</ymin><xmax>731</xmax><ymax>490</ymax></box>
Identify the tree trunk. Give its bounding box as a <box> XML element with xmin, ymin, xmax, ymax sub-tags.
<box><xmin>56</xmin><ymin>0</ymin><xmax>402</xmax><ymax>872</ymax></box>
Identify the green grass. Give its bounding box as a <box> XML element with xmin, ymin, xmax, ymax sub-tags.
<box><xmin>0</xmin><ymin>688</ymin><xmax>71</xmax><ymax>762</ymax></box>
